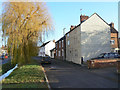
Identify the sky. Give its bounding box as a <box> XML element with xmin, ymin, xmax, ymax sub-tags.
<box><xmin>45</xmin><ymin>2</ymin><xmax>118</xmax><ymax>43</ymax></box>
<box><xmin>0</xmin><ymin>1</ymin><xmax>119</xmax><ymax>47</ymax></box>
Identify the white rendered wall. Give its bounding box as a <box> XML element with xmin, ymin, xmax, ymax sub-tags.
<box><xmin>45</xmin><ymin>41</ymin><xmax>55</xmax><ymax>57</ymax></box>
<box><xmin>81</xmin><ymin>14</ymin><xmax>111</xmax><ymax>62</ymax></box>
<box><xmin>66</xmin><ymin>26</ymin><xmax>81</xmax><ymax>64</ymax></box>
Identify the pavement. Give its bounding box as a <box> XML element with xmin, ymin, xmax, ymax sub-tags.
<box><xmin>41</xmin><ymin>59</ymin><xmax>120</xmax><ymax>88</ymax></box>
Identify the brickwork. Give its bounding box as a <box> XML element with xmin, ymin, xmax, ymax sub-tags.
<box><xmin>111</xmin><ymin>33</ymin><xmax>118</xmax><ymax>49</ymax></box>
<box><xmin>87</xmin><ymin>59</ymin><xmax>119</xmax><ymax>69</ymax></box>
<box><xmin>55</xmin><ymin>36</ymin><xmax>66</xmax><ymax>60</ymax></box>
<box><xmin>80</xmin><ymin>15</ymin><xmax>89</xmax><ymax>23</ymax></box>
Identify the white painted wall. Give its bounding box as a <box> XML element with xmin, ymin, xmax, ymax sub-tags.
<box><xmin>66</xmin><ymin>26</ymin><xmax>81</xmax><ymax>64</ymax></box>
<box><xmin>81</xmin><ymin>14</ymin><xmax>111</xmax><ymax>62</ymax></box>
<box><xmin>38</xmin><ymin>41</ymin><xmax>55</xmax><ymax>57</ymax></box>
<box><xmin>38</xmin><ymin>47</ymin><xmax>45</xmax><ymax>56</ymax></box>
<box><xmin>45</xmin><ymin>41</ymin><xmax>55</xmax><ymax>57</ymax></box>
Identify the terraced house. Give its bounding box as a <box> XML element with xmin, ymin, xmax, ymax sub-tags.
<box><xmin>55</xmin><ymin>13</ymin><xmax>119</xmax><ymax>65</ymax></box>
<box><xmin>66</xmin><ymin>13</ymin><xmax>112</xmax><ymax>64</ymax></box>
<box><xmin>55</xmin><ymin>36</ymin><xmax>66</xmax><ymax>60</ymax></box>
<box><xmin>109</xmin><ymin>22</ymin><xmax>119</xmax><ymax>52</ymax></box>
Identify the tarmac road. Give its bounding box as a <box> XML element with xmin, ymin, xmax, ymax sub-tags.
<box><xmin>42</xmin><ymin>59</ymin><xmax>120</xmax><ymax>88</ymax></box>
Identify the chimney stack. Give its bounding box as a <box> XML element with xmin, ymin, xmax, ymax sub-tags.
<box><xmin>80</xmin><ymin>14</ymin><xmax>89</xmax><ymax>23</ymax></box>
<box><xmin>70</xmin><ymin>25</ymin><xmax>75</xmax><ymax>30</ymax></box>
<box><xmin>53</xmin><ymin>40</ymin><xmax>55</xmax><ymax>43</ymax></box>
<box><xmin>109</xmin><ymin>22</ymin><xmax>114</xmax><ymax>28</ymax></box>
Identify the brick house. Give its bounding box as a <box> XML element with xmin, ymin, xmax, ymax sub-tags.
<box><xmin>55</xmin><ymin>36</ymin><xmax>66</xmax><ymax>60</ymax></box>
<box><xmin>109</xmin><ymin>22</ymin><xmax>119</xmax><ymax>52</ymax></box>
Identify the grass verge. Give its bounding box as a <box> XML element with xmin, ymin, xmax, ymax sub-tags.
<box><xmin>1</xmin><ymin>59</ymin><xmax>48</xmax><ymax>89</ymax></box>
<box><xmin>2</xmin><ymin>61</ymin><xmax>15</xmax><ymax>74</ymax></box>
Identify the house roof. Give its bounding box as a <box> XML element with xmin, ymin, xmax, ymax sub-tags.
<box><xmin>110</xmin><ymin>27</ymin><xmax>118</xmax><ymax>33</ymax></box>
<box><xmin>65</xmin><ymin>13</ymin><xmax>118</xmax><ymax>35</ymax></box>
<box><xmin>40</xmin><ymin>41</ymin><xmax>50</xmax><ymax>47</ymax></box>
<box><xmin>65</xmin><ymin>24</ymin><xmax>81</xmax><ymax>35</ymax></box>
<box><xmin>55</xmin><ymin>35</ymin><xmax>65</xmax><ymax>43</ymax></box>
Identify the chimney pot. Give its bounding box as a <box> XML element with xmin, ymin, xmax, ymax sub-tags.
<box><xmin>109</xmin><ymin>22</ymin><xmax>114</xmax><ymax>28</ymax></box>
<box><xmin>53</xmin><ymin>40</ymin><xmax>55</xmax><ymax>43</ymax></box>
<box><xmin>70</xmin><ymin>25</ymin><xmax>75</xmax><ymax>30</ymax></box>
<box><xmin>80</xmin><ymin>14</ymin><xmax>89</xmax><ymax>23</ymax></box>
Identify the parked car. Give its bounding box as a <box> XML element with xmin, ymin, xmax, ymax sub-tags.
<box><xmin>41</xmin><ymin>56</ymin><xmax>51</xmax><ymax>64</ymax></box>
<box><xmin>91</xmin><ymin>52</ymin><xmax>120</xmax><ymax>60</ymax></box>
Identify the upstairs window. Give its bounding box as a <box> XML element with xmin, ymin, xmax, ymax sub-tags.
<box><xmin>68</xmin><ymin>41</ymin><xmax>70</xmax><ymax>45</ymax></box>
<box><xmin>62</xmin><ymin>40</ymin><xmax>64</xmax><ymax>47</ymax></box>
<box><xmin>56</xmin><ymin>43</ymin><xmax>57</xmax><ymax>48</ymax></box>
<box><xmin>67</xmin><ymin>33</ymin><xmax>69</xmax><ymax>37</ymax></box>
<box><xmin>62</xmin><ymin>49</ymin><xmax>64</xmax><ymax>56</ymax></box>
<box><xmin>59</xmin><ymin>41</ymin><xmax>61</xmax><ymax>48</ymax></box>
<box><xmin>110</xmin><ymin>40</ymin><xmax>115</xmax><ymax>45</ymax></box>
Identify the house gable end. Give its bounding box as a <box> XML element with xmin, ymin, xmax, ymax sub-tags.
<box><xmin>81</xmin><ymin>13</ymin><xmax>110</xmax><ymax>32</ymax></box>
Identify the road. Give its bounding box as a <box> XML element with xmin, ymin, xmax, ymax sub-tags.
<box><xmin>0</xmin><ymin>57</ymin><xmax>11</xmax><ymax>65</ymax></box>
<box><xmin>42</xmin><ymin>59</ymin><xmax>120</xmax><ymax>88</ymax></box>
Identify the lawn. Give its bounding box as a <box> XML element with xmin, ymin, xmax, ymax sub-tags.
<box><xmin>1</xmin><ymin>59</ymin><xmax>48</xmax><ymax>89</ymax></box>
<box><xmin>2</xmin><ymin>61</ymin><xmax>15</xmax><ymax>74</ymax></box>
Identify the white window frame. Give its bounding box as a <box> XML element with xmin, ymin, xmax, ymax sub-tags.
<box><xmin>110</xmin><ymin>40</ymin><xmax>115</xmax><ymax>45</ymax></box>
<box><xmin>59</xmin><ymin>41</ymin><xmax>61</xmax><ymax>48</ymax></box>
<box><xmin>68</xmin><ymin>40</ymin><xmax>70</xmax><ymax>45</ymax></box>
<box><xmin>56</xmin><ymin>43</ymin><xmax>57</xmax><ymax>48</ymax></box>
<box><xmin>59</xmin><ymin>51</ymin><xmax>60</xmax><ymax>56</ymax></box>
<box><xmin>62</xmin><ymin>40</ymin><xmax>64</xmax><ymax>47</ymax></box>
<box><xmin>62</xmin><ymin>49</ymin><xmax>64</xmax><ymax>56</ymax></box>
<box><xmin>67</xmin><ymin>33</ymin><xmax>69</xmax><ymax>37</ymax></box>
<box><xmin>56</xmin><ymin>50</ymin><xmax>57</xmax><ymax>56</ymax></box>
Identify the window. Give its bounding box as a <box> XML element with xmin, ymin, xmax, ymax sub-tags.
<box><xmin>62</xmin><ymin>49</ymin><xmax>64</xmax><ymax>56</ymax></box>
<box><xmin>59</xmin><ymin>51</ymin><xmax>61</xmax><ymax>56</ymax></box>
<box><xmin>56</xmin><ymin>50</ymin><xmax>57</xmax><ymax>56</ymax></box>
<box><xmin>110</xmin><ymin>40</ymin><xmax>115</xmax><ymax>45</ymax></box>
<box><xmin>68</xmin><ymin>41</ymin><xmax>70</xmax><ymax>45</ymax></box>
<box><xmin>62</xmin><ymin>40</ymin><xmax>64</xmax><ymax>47</ymax></box>
<box><xmin>56</xmin><ymin>43</ymin><xmax>57</xmax><ymax>48</ymax></box>
<box><xmin>67</xmin><ymin>33</ymin><xmax>69</xmax><ymax>37</ymax></box>
<box><xmin>59</xmin><ymin>41</ymin><xmax>61</xmax><ymax>48</ymax></box>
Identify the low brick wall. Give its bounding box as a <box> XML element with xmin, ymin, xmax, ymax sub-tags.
<box><xmin>87</xmin><ymin>59</ymin><xmax>119</xmax><ymax>69</ymax></box>
<box><xmin>117</xmin><ymin>60</ymin><xmax>120</xmax><ymax>74</ymax></box>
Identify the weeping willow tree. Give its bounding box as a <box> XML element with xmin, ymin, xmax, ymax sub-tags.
<box><xmin>1</xmin><ymin>2</ymin><xmax>52</xmax><ymax>66</ymax></box>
